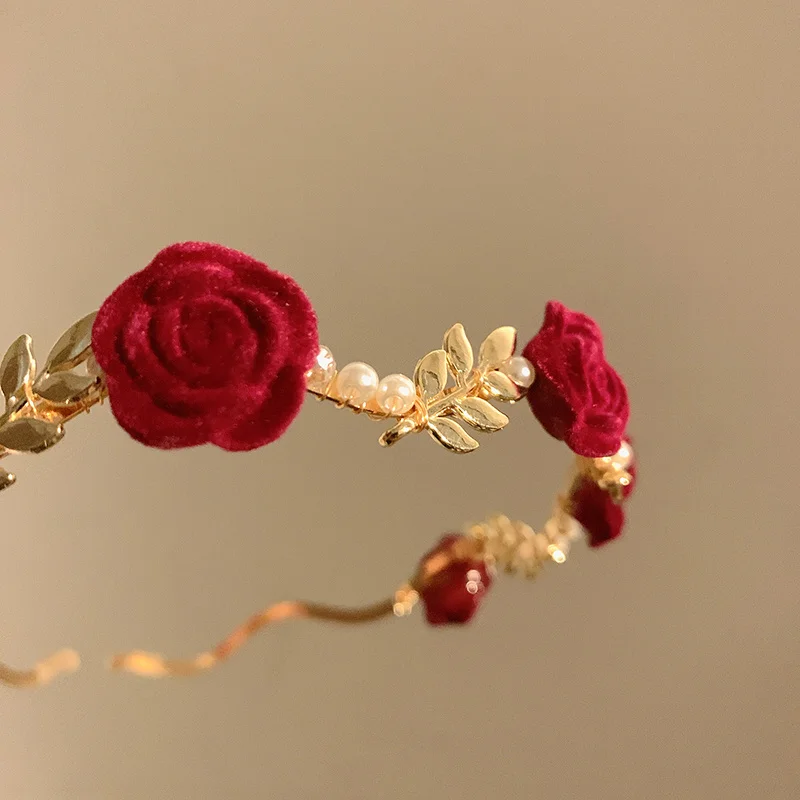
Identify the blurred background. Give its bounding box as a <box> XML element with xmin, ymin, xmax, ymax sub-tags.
<box><xmin>1</xmin><ymin>2</ymin><xmax>798</xmax><ymax>798</ymax></box>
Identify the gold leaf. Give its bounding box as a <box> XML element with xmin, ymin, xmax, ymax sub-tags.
<box><xmin>443</xmin><ymin>323</ymin><xmax>474</xmax><ymax>378</ymax></box>
<box><xmin>0</xmin><ymin>468</ymin><xmax>15</xmax><ymax>491</ymax></box>
<box><xmin>379</xmin><ymin>417</ymin><xmax>418</xmax><ymax>448</ymax></box>
<box><xmin>481</xmin><ymin>370</ymin><xmax>522</xmax><ymax>402</ymax></box>
<box><xmin>454</xmin><ymin>396</ymin><xmax>509</xmax><ymax>432</ymax></box>
<box><xmin>427</xmin><ymin>418</ymin><xmax>479</xmax><ymax>453</ymax></box>
<box><xmin>0</xmin><ymin>418</ymin><xmax>64</xmax><ymax>454</ymax></box>
<box><xmin>414</xmin><ymin>349</ymin><xmax>448</xmax><ymax>401</ymax></box>
<box><xmin>43</xmin><ymin>312</ymin><xmax>97</xmax><ymax>374</ymax></box>
<box><xmin>1</xmin><ymin>335</ymin><xmax>35</xmax><ymax>407</ymax></box>
<box><xmin>478</xmin><ymin>326</ymin><xmax>517</xmax><ymax>370</ymax></box>
<box><xmin>34</xmin><ymin>373</ymin><xmax>98</xmax><ymax>406</ymax></box>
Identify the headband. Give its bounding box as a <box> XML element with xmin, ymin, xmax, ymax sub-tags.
<box><xmin>0</xmin><ymin>242</ymin><xmax>635</xmax><ymax>686</ymax></box>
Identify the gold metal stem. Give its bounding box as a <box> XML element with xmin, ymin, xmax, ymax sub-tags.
<box><xmin>0</xmin><ymin>649</ymin><xmax>80</xmax><ymax>688</ymax></box>
<box><xmin>109</xmin><ymin>537</ymin><xmax>475</xmax><ymax>679</ymax></box>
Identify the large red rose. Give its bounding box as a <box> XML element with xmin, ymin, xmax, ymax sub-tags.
<box><xmin>522</xmin><ymin>301</ymin><xmax>629</xmax><ymax>457</ymax></box>
<box><xmin>91</xmin><ymin>242</ymin><xmax>318</xmax><ymax>451</ymax></box>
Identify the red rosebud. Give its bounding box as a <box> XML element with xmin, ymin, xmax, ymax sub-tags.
<box><xmin>570</xmin><ymin>460</ymin><xmax>637</xmax><ymax>547</ymax></box>
<box><xmin>92</xmin><ymin>242</ymin><xmax>318</xmax><ymax>451</ymax></box>
<box><xmin>523</xmin><ymin>301</ymin><xmax>629</xmax><ymax>458</ymax></box>
<box><xmin>418</xmin><ymin>534</ymin><xmax>492</xmax><ymax>625</ymax></box>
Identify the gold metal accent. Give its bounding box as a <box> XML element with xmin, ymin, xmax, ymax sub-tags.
<box><xmin>480</xmin><ymin>370</ymin><xmax>522</xmax><ymax>402</ymax></box>
<box><xmin>41</xmin><ymin>312</ymin><xmax>97</xmax><ymax>374</ymax></box>
<box><xmin>0</xmin><ymin>468</ymin><xmax>16</xmax><ymax>490</ymax></box>
<box><xmin>453</xmin><ymin>396</ymin><xmax>509</xmax><ymax>432</ymax></box>
<box><xmin>576</xmin><ymin>441</ymin><xmax>634</xmax><ymax>503</ymax></box>
<box><xmin>477</xmin><ymin>325</ymin><xmax>516</xmax><ymax>369</ymax></box>
<box><xmin>307</xmin><ymin>324</ymin><xmax>521</xmax><ymax>453</ymax></box>
<box><xmin>0</xmin><ymin>315</ymin><xmax>107</xmax><ymax>491</ymax></box>
<box><xmin>1</xmin><ymin>334</ymin><xmax>36</xmax><ymax>409</ymax></box>
<box><xmin>0</xmin><ymin>648</ymin><xmax>81</xmax><ymax>689</ymax></box>
<box><xmin>109</xmin><ymin>472</ymin><xmax>589</xmax><ymax>680</ymax></box>
<box><xmin>0</xmin><ymin>418</ymin><xmax>65</xmax><ymax>454</ymax></box>
<box><xmin>443</xmin><ymin>322</ymin><xmax>473</xmax><ymax>378</ymax></box>
<box><xmin>392</xmin><ymin>585</ymin><xmax>419</xmax><ymax>617</ymax></box>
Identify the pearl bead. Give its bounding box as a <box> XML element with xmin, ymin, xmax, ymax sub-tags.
<box><xmin>375</xmin><ymin>373</ymin><xmax>416</xmax><ymax>415</ymax></box>
<box><xmin>501</xmin><ymin>355</ymin><xmax>535</xmax><ymax>388</ymax></box>
<box><xmin>335</xmin><ymin>362</ymin><xmax>379</xmax><ymax>406</ymax></box>
<box><xmin>305</xmin><ymin>345</ymin><xmax>336</xmax><ymax>392</ymax></box>
<box><xmin>612</xmin><ymin>441</ymin><xmax>634</xmax><ymax>470</ymax></box>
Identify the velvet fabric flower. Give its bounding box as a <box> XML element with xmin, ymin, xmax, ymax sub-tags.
<box><xmin>91</xmin><ymin>242</ymin><xmax>318</xmax><ymax>451</ymax></box>
<box><xmin>570</xmin><ymin>460</ymin><xmax>637</xmax><ymax>547</ymax></box>
<box><xmin>418</xmin><ymin>534</ymin><xmax>493</xmax><ymax>625</ymax></box>
<box><xmin>522</xmin><ymin>301</ymin><xmax>629</xmax><ymax>457</ymax></box>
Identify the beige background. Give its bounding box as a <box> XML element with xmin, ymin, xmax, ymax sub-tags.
<box><xmin>2</xmin><ymin>2</ymin><xmax>799</xmax><ymax>799</ymax></box>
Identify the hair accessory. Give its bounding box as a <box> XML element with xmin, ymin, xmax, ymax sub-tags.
<box><xmin>0</xmin><ymin>242</ymin><xmax>635</xmax><ymax>686</ymax></box>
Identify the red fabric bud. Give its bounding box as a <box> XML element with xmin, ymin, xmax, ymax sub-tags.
<box><xmin>523</xmin><ymin>301</ymin><xmax>629</xmax><ymax>458</ymax></box>
<box><xmin>571</xmin><ymin>461</ymin><xmax>637</xmax><ymax>547</ymax></box>
<box><xmin>418</xmin><ymin>534</ymin><xmax>492</xmax><ymax>625</ymax></box>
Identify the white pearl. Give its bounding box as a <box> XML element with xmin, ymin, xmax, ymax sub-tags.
<box><xmin>375</xmin><ymin>373</ymin><xmax>416</xmax><ymax>415</ymax></box>
<box><xmin>501</xmin><ymin>355</ymin><xmax>535</xmax><ymax>388</ymax></box>
<box><xmin>305</xmin><ymin>345</ymin><xmax>336</xmax><ymax>392</ymax></box>
<box><xmin>336</xmin><ymin>362</ymin><xmax>379</xmax><ymax>405</ymax></box>
<box><xmin>612</xmin><ymin>441</ymin><xmax>634</xmax><ymax>470</ymax></box>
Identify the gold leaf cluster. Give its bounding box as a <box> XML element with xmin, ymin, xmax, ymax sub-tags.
<box><xmin>0</xmin><ymin>313</ymin><xmax>104</xmax><ymax>491</ymax></box>
<box><xmin>380</xmin><ymin>323</ymin><xmax>523</xmax><ymax>454</ymax></box>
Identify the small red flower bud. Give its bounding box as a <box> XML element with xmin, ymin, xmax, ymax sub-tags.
<box><xmin>570</xmin><ymin>459</ymin><xmax>637</xmax><ymax>547</ymax></box>
<box><xmin>418</xmin><ymin>534</ymin><xmax>492</xmax><ymax>625</ymax></box>
<box><xmin>523</xmin><ymin>301</ymin><xmax>630</xmax><ymax>458</ymax></box>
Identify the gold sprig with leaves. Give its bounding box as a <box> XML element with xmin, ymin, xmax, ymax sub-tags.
<box><xmin>383</xmin><ymin>323</ymin><xmax>523</xmax><ymax>452</ymax></box>
<box><xmin>308</xmin><ymin>324</ymin><xmax>531</xmax><ymax>454</ymax></box>
<box><xmin>0</xmin><ymin>313</ymin><xmax>106</xmax><ymax>492</ymax></box>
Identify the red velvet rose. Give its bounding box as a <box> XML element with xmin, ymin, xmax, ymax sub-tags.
<box><xmin>522</xmin><ymin>301</ymin><xmax>629</xmax><ymax>457</ymax></box>
<box><xmin>91</xmin><ymin>242</ymin><xmax>318</xmax><ymax>451</ymax></box>
<box><xmin>570</xmin><ymin>460</ymin><xmax>637</xmax><ymax>547</ymax></box>
<box><xmin>418</xmin><ymin>535</ymin><xmax>493</xmax><ymax>625</ymax></box>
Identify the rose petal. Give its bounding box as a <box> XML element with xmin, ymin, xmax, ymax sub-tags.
<box><xmin>231</xmin><ymin>261</ymin><xmax>319</xmax><ymax>371</ymax></box>
<box><xmin>103</xmin><ymin>374</ymin><xmax>212</xmax><ymax>450</ymax></box>
<box><xmin>210</xmin><ymin>364</ymin><xmax>308</xmax><ymax>452</ymax></box>
<box><xmin>118</xmin><ymin>307</ymin><xmax>243</xmax><ymax>421</ymax></box>
<box><xmin>223</xmin><ymin>287</ymin><xmax>291</xmax><ymax>384</ymax></box>
<box><xmin>565</xmin><ymin>405</ymin><xmax>630</xmax><ymax>458</ymax></box>
<box><xmin>91</xmin><ymin>269</ymin><xmax>153</xmax><ymax>381</ymax></box>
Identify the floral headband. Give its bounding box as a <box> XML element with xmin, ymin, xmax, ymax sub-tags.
<box><xmin>0</xmin><ymin>242</ymin><xmax>635</xmax><ymax>687</ymax></box>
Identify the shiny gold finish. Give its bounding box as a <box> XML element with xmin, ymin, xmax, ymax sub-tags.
<box><xmin>108</xmin><ymin>460</ymin><xmax>594</xmax><ymax>680</ymax></box>
<box><xmin>576</xmin><ymin>442</ymin><xmax>634</xmax><ymax>503</ymax></box>
<box><xmin>392</xmin><ymin>585</ymin><xmax>419</xmax><ymax>617</ymax></box>
<box><xmin>41</xmin><ymin>312</ymin><xmax>97</xmax><ymax>374</ymax></box>
<box><xmin>0</xmin><ymin>468</ymin><xmax>16</xmax><ymax>490</ymax></box>
<box><xmin>0</xmin><ymin>307</ymin><xmax>630</xmax><ymax>685</ymax></box>
<box><xmin>308</xmin><ymin>323</ymin><xmax>521</xmax><ymax>453</ymax></box>
<box><xmin>0</xmin><ymin>649</ymin><xmax>80</xmax><ymax>689</ymax></box>
<box><xmin>107</xmin><ymin>444</ymin><xmax>637</xmax><ymax>680</ymax></box>
<box><xmin>0</xmin><ymin>314</ymin><xmax>107</xmax><ymax>491</ymax></box>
